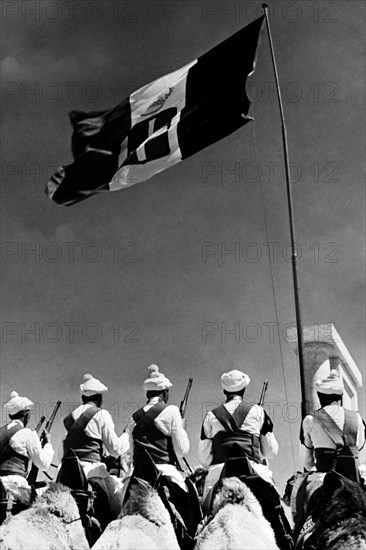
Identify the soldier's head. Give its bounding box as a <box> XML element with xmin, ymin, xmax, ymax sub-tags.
<box><xmin>80</xmin><ymin>374</ymin><xmax>108</xmax><ymax>407</ymax></box>
<box><xmin>146</xmin><ymin>388</ymin><xmax>170</xmax><ymax>403</ymax></box>
<box><xmin>82</xmin><ymin>393</ymin><xmax>103</xmax><ymax>407</ymax></box>
<box><xmin>221</xmin><ymin>370</ymin><xmax>250</xmax><ymax>401</ymax></box>
<box><xmin>223</xmin><ymin>388</ymin><xmax>246</xmax><ymax>401</ymax></box>
<box><xmin>317</xmin><ymin>392</ymin><xmax>342</xmax><ymax>407</ymax></box>
<box><xmin>143</xmin><ymin>364</ymin><xmax>172</xmax><ymax>402</ymax></box>
<box><xmin>315</xmin><ymin>369</ymin><xmax>344</xmax><ymax>407</ymax></box>
<box><xmin>9</xmin><ymin>409</ymin><xmax>31</xmax><ymax>426</ymax></box>
<box><xmin>4</xmin><ymin>391</ymin><xmax>33</xmax><ymax>426</ymax></box>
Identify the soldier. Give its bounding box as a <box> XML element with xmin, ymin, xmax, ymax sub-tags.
<box><xmin>62</xmin><ymin>374</ymin><xmax>129</xmax><ymax>518</ymax></box>
<box><xmin>0</xmin><ymin>391</ymin><xmax>54</xmax><ymax>507</ymax></box>
<box><xmin>198</xmin><ymin>370</ymin><xmax>278</xmax><ymax>505</ymax></box>
<box><xmin>297</xmin><ymin>369</ymin><xmax>366</xmax><ymax>519</ymax></box>
<box><xmin>129</xmin><ymin>364</ymin><xmax>197</xmax><ymax>543</ymax></box>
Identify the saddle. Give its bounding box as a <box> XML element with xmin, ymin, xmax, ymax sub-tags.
<box><xmin>0</xmin><ymin>474</ymin><xmax>40</xmax><ymax>525</ymax></box>
<box><xmin>212</xmin><ymin>444</ymin><xmax>294</xmax><ymax>550</ymax></box>
<box><xmin>56</xmin><ymin>448</ymin><xmax>102</xmax><ymax>546</ymax></box>
<box><xmin>126</xmin><ymin>448</ymin><xmax>201</xmax><ymax>550</ymax></box>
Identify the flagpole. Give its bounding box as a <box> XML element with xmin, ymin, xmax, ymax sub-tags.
<box><xmin>261</xmin><ymin>4</ymin><xmax>307</xmax><ymax>423</ymax></box>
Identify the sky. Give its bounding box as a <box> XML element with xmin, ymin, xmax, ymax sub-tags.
<box><xmin>1</xmin><ymin>0</ymin><xmax>365</xmax><ymax>493</ymax></box>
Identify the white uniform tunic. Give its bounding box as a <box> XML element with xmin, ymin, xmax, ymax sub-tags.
<box><xmin>1</xmin><ymin>419</ymin><xmax>54</xmax><ymax>504</ymax></box>
<box><xmin>198</xmin><ymin>396</ymin><xmax>278</xmax><ymax>498</ymax></box>
<box><xmin>128</xmin><ymin>397</ymin><xmax>190</xmax><ymax>491</ymax></box>
<box><xmin>302</xmin><ymin>403</ymin><xmax>365</xmax><ymax>471</ymax></box>
<box><xmin>291</xmin><ymin>403</ymin><xmax>366</xmax><ymax>521</ymax></box>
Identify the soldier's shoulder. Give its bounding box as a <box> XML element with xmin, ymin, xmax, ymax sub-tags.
<box><xmin>165</xmin><ymin>403</ymin><xmax>180</xmax><ymax>414</ymax></box>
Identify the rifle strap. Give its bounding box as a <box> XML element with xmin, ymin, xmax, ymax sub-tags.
<box><xmin>343</xmin><ymin>409</ymin><xmax>359</xmax><ymax>447</ymax></box>
<box><xmin>64</xmin><ymin>407</ymin><xmax>101</xmax><ymax>433</ymax></box>
<box><xmin>211</xmin><ymin>402</ymin><xmax>252</xmax><ymax>433</ymax></box>
<box><xmin>312</xmin><ymin>408</ymin><xmax>357</xmax><ymax>448</ymax></box>
<box><xmin>132</xmin><ymin>403</ymin><xmax>167</xmax><ymax>438</ymax></box>
<box><xmin>133</xmin><ymin>403</ymin><xmax>183</xmax><ymax>472</ymax></box>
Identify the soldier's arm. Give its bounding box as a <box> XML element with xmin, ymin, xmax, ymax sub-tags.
<box><xmin>302</xmin><ymin>415</ymin><xmax>316</xmax><ymax>471</ymax></box>
<box><xmin>26</xmin><ymin>429</ymin><xmax>54</xmax><ymax>470</ymax></box>
<box><xmin>100</xmin><ymin>410</ymin><xmax>130</xmax><ymax>458</ymax></box>
<box><xmin>357</xmin><ymin>414</ymin><xmax>365</xmax><ymax>450</ymax></box>
<box><xmin>257</xmin><ymin>405</ymin><xmax>278</xmax><ymax>459</ymax></box>
<box><xmin>198</xmin><ymin>413</ymin><xmax>214</xmax><ymax>468</ymax></box>
<box><xmin>168</xmin><ymin>405</ymin><xmax>190</xmax><ymax>457</ymax></box>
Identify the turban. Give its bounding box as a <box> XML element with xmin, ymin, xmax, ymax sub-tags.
<box><xmin>221</xmin><ymin>370</ymin><xmax>250</xmax><ymax>392</ymax></box>
<box><xmin>143</xmin><ymin>364</ymin><xmax>172</xmax><ymax>391</ymax></box>
<box><xmin>315</xmin><ymin>369</ymin><xmax>344</xmax><ymax>395</ymax></box>
<box><xmin>4</xmin><ymin>391</ymin><xmax>33</xmax><ymax>415</ymax></box>
<box><xmin>80</xmin><ymin>373</ymin><xmax>108</xmax><ymax>396</ymax></box>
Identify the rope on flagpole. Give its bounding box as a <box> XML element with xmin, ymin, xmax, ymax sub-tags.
<box><xmin>251</xmin><ymin>117</ymin><xmax>297</xmax><ymax>471</ymax></box>
<box><xmin>261</xmin><ymin>4</ymin><xmax>307</xmax><ymax>429</ymax></box>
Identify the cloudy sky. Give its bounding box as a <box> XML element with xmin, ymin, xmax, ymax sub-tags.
<box><xmin>1</xmin><ymin>0</ymin><xmax>365</xmax><ymax>491</ymax></box>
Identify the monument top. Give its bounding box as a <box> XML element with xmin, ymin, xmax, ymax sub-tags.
<box><xmin>288</xmin><ymin>323</ymin><xmax>362</xmax><ymax>387</ymax></box>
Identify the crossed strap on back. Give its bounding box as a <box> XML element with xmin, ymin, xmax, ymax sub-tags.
<box><xmin>64</xmin><ymin>406</ymin><xmax>100</xmax><ymax>432</ymax></box>
<box><xmin>132</xmin><ymin>402</ymin><xmax>167</xmax><ymax>437</ymax></box>
<box><xmin>133</xmin><ymin>402</ymin><xmax>182</xmax><ymax>471</ymax></box>
<box><xmin>312</xmin><ymin>408</ymin><xmax>358</xmax><ymax>448</ymax></box>
<box><xmin>211</xmin><ymin>402</ymin><xmax>253</xmax><ymax>432</ymax></box>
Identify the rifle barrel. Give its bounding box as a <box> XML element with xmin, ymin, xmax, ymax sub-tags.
<box><xmin>184</xmin><ymin>378</ymin><xmax>193</xmax><ymax>398</ymax></box>
<box><xmin>182</xmin><ymin>457</ymin><xmax>193</xmax><ymax>474</ymax></box>
<box><xmin>45</xmin><ymin>400</ymin><xmax>61</xmax><ymax>431</ymax></box>
<box><xmin>34</xmin><ymin>415</ymin><xmax>46</xmax><ymax>433</ymax></box>
<box><xmin>259</xmin><ymin>380</ymin><xmax>268</xmax><ymax>406</ymax></box>
<box><xmin>180</xmin><ymin>377</ymin><xmax>193</xmax><ymax>417</ymax></box>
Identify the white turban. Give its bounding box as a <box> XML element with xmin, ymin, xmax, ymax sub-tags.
<box><xmin>315</xmin><ymin>369</ymin><xmax>344</xmax><ymax>395</ymax></box>
<box><xmin>221</xmin><ymin>370</ymin><xmax>250</xmax><ymax>392</ymax></box>
<box><xmin>80</xmin><ymin>374</ymin><xmax>108</xmax><ymax>396</ymax></box>
<box><xmin>143</xmin><ymin>364</ymin><xmax>172</xmax><ymax>392</ymax></box>
<box><xmin>4</xmin><ymin>391</ymin><xmax>34</xmax><ymax>415</ymax></box>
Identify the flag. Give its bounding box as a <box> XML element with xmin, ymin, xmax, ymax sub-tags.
<box><xmin>46</xmin><ymin>16</ymin><xmax>264</xmax><ymax>206</ymax></box>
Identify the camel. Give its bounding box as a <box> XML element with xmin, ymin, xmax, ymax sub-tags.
<box><xmin>0</xmin><ymin>482</ymin><xmax>89</xmax><ymax>550</ymax></box>
<box><xmin>194</xmin><ymin>476</ymin><xmax>279</xmax><ymax>549</ymax></box>
<box><xmin>298</xmin><ymin>471</ymin><xmax>366</xmax><ymax>550</ymax></box>
<box><xmin>91</xmin><ymin>477</ymin><xmax>180</xmax><ymax>550</ymax></box>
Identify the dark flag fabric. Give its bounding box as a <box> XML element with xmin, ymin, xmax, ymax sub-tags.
<box><xmin>46</xmin><ymin>16</ymin><xmax>265</xmax><ymax>206</ymax></box>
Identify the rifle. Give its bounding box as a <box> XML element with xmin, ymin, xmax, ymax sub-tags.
<box><xmin>34</xmin><ymin>415</ymin><xmax>46</xmax><ymax>434</ymax></box>
<box><xmin>179</xmin><ymin>377</ymin><xmax>193</xmax><ymax>418</ymax></box>
<box><xmin>27</xmin><ymin>401</ymin><xmax>61</xmax><ymax>485</ymax></box>
<box><xmin>178</xmin><ymin>378</ymin><xmax>193</xmax><ymax>474</ymax></box>
<box><xmin>40</xmin><ymin>400</ymin><xmax>62</xmax><ymax>445</ymax></box>
<box><xmin>182</xmin><ymin>457</ymin><xmax>193</xmax><ymax>474</ymax></box>
<box><xmin>258</xmin><ymin>380</ymin><xmax>268</xmax><ymax>407</ymax></box>
<box><xmin>26</xmin><ymin>416</ymin><xmax>46</xmax><ymax>485</ymax></box>
<box><xmin>258</xmin><ymin>381</ymin><xmax>269</xmax><ymax>467</ymax></box>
